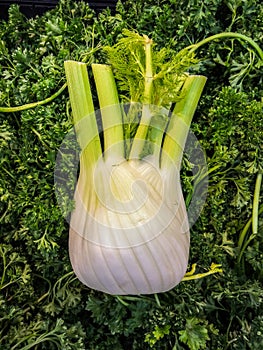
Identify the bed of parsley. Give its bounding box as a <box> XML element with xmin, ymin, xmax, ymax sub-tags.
<box><xmin>0</xmin><ymin>0</ymin><xmax>262</xmax><ymax>349</ymax></box>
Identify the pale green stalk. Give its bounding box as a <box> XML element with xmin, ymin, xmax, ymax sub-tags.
<box><xmin>161</xmin><ymin>75</ymin><xmax>207</xmax><ymax>169</ymax></box>
<box><xmin>64</xmin><ymin>61</ymin><xmax>101</xmax><ymax>167</ymax></box>
<box><xmin>143</xmin><ymin>36</ymin><xmax>154</xmax><ymax>103</ymax></box>
<box><xmin>91</xmin><ymin>63</ymin><xmax>124</xmax><ymax>161</ymax></box>
<box><xmin>148</xmin><ymin>110</ymin><xmax>170</xmax><ymax>164</ymax></box>
<box><xmin>129</xmin><ymin>36</ymin><xmax>154</xmax><ymax>160</ymax></box>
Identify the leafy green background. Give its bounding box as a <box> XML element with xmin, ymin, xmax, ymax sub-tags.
<box><xmin>0</xmin><ymin>0</ymin><xmax>262</xmax><ymax>349</ymax></box>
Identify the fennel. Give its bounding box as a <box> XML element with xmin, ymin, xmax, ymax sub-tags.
<box><xmin>64</xmin><ymin>31</ymin><xmax>207</xmax><ymax>294</ymax></box>
<box><xmin>63</xmin><ymin>30</ymin><xmax>263</xmax><ymax>294</ymax></box>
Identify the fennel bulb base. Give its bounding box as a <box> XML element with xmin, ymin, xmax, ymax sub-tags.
<box><xmin>69</xmin><ymin>225</ymin><xmax>189</xmax><ymax>295</ymax></box>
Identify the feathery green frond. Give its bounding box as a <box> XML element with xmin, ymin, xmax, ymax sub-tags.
<box><xmin>104</xmin><ymin>30</ymin><xmax>199</xmax><ymax>108</ymax></box>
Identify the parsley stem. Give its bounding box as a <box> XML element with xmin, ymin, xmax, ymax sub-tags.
<box><xmin>237</xmin><ymin>187</ymin><xmax>263</xmax><ymax>264</ymax></box>
<box><xmin>188</xmin><ymin>32</ymin><xmax>263</xmax><ymax>61</ymax></box>
<box><xmin>0</xmin><ymin>83</ymin><xmax>67</xmax><ymax>113</ymax></box>
<box><xmin>252</xmin><ymin>172</ymin><xmax>262</xmax><ymax>235</ymax></box>
<box><xmin>182</xmin><ymin>263</ymin><xmax>223</xmax><ymax>281</ymax></box>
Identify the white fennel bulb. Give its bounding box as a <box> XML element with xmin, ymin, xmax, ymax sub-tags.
<box><xmin>69</xmin><ymin>156</ymin><xmax>190</xmax><ymax>294</ymax></box>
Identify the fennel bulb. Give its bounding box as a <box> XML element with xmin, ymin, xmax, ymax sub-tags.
<box><xmin>69</xmin><ymin>152</ymin><xmax>190</xmax><ymax>294</ymax></box>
